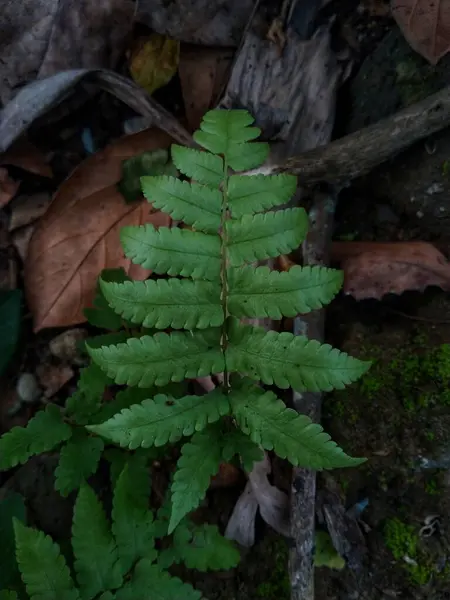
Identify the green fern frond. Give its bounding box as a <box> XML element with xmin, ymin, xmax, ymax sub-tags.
<box><xmin>221</xmin><ymin>427</ymin><xmax>263</xmax><ymax>472</ymax></box>
<box><xmin>228</xmin><ymin>174</ymin><xmax>297</xmax><ymax>218</ymax></box>
<box><xmin>87</xmin><ymin>389</ymin><xmax>230</xmax><ymax>450</ymax></box>
<box><xmin>141</xmin><ymin>176</ymin><xmax>221</xmax><ymax>232</ymax></box>
<box><xmin>100</xmin><ymin>278</ymin><xmax>223</xmax><ymax>330</ymax></box>
<box><xmin>72</xmin><ymin>484</ymin><xmax>122</xmax><ymax>599</ymax></box>
<box><xmin>230</xmin><ymin>385</ymin><xmax>365</xmax><ymax>469</ymax></box>
<box><xmin>226</xmin><ymin>208</ymin><xmax>308</xmax><ymax>267</ymax></box>
<box><xmin>169</xmin><ymin>428</ymin><xmax>223</xmax><ymax>533</ymax></box>
<box><xmin>193</xmin><ymin>109</ymin><xmax>269</xmax><ymax>170</ymax></box>
<box><xmin>112</xmin><ymin>456</ymin><xmax>156</xmax><ymax>574</ymax></box>
<box><xmin>228</xmin><ymin>265</ymin><xmax>343</xmax><ymax>319</ymax></box>
<box><xmin>13</xmin><ymin>520</ymin><xmax>79</xmax><ymax>600</ymax></box>
<box><xmin>115</xmin><ymin>560</ymin><xmax>203</xmax><ymax>600</ymax></box>
<box><xmin>0</xmin><ymin>405</ymin><xmax>72</xmax><ymax>470</ymax></box>
<box><xmin>227</xmin><ymin>322</ymin><xmax>370</xmax><ymax>392</ymax></box>
<box><xmin>171</xmin><ymin>145</ymin><xmax>223</xmax><ymax>187</ymax></box>
<box><xmin>55</xmin><ymin>430</ymin><xmax>104</xmax><ymax>496</ymax></box>
<box><xmin>65</xmin><ymin>363</ymin><xmax>112</xmax><ymax>425</ymax></box>
<box><xmin>121</xmin><ymin>225</ymin><xmax>221</xmax><ymax>280</ymax></box>
<box><xmin>84</xmin><ymin>268</ymin><xmax>130</xmax><ymax>330</ymax></box>
<box><xmin>0</xmin><ymin>591</ymin><xmax>18</xmax><ymax>599</ymax></box>
<box><xmin>87</xmin><ymin>329</ymin><xmax>224</xmax><ymax>387</ymax></box>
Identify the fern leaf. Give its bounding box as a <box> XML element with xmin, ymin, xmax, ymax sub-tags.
<box><xmin>72</xmin><ymin>484</ymin><xmax>122</xmax><ymax>599</ymax></box>
<box><xmin>228</xmin><ymin>173</ymin><xmax>297</xmax><ymax>218</ymax></box>
<box><xmin>226</xmin><ymin>208</ymin><xmax>308</xmax><ymax>267</ymax></box>
<box><xmin>100</xmin><ymin>278</ymin><xmax>223</xmax><ymax>330</ymax></box>
<box><xmin>169</xmin><ymin>428</ymin><xmax>223</xmax><ymax>533</ymax></box>
<box><xmin>120</xmin><ymin>225</ymin><xmax>221</xmax><ymax>280</ymax></box>
<box><xmin>230</xmin><ymin>386</ymin><xmax>365</xmax><ymax>469</ymax></box>
<box><xmin>116</xmin><ymin>560</ymin><xmax>202</xmax><ymax>600</ymax></box>
<box><xmin>87</xmin><ymin>389</ymin><xmax>230</xmax><ymax>449</ymax></box>
<box><xmin>171</xmin><ymin>145</ymin><xmax>223</xmax><ymax>186</ymax></box>
<box><xmin>141</xmin><ymin>176</ymin><xmax>221</xmax><ymax>232</ymax></box>
<box><xmin>13</xmin><ymin>520</ymin><xmax>79</xmax><ymax>600</ymax></box>
<box><xmin>0</xmin><ymin>591</ymin><xmax>18</xmax><ymax>599</ymax></box>
<box><xmin>0</xmin><ymin>492</ymin><xmax>26</xmax><ymax>591</ymax></box>
<box><xmin>84</xmin><ymin>268</ymin><xmax>130</xmax><ymax>330</ymax></box>
<box><xmin>193</xmin><ymin>109</ymin><xmax>269</xmax><ymax>170</ymax></box>
<box><xmin>171</xmin><ymin>522</ymin><xmax>240</xmax><ymax>571</ymax></box>
<box><xmin>98</xmin><ymin>594</ymin><xmax>114</xmax><ymax>600</ymax></box>
<box><xmin>228</xmin><ymin>265</ymin><xmax>343</xmax><ymax>319</ymax></box>
<box><xmin>112</xmin><ymin>455</ymin><xmax>156</xmax><ymax>574</ymax></box>
<box><xmin>0</xmin><ymin>405</ymin><xmax>72</xmax><ymax>470</ymax></box>
<box><xmin>221</xmin><ymin>427</ymin><xmax>263</xmax><ymax>472</ymax></box>
<box><xmin>65</xmin><ymin>364</ymin><xmax>112</xmax><ymax>425</ymax></box>
<box><xmin>55</xmin><ymin>430</ymin><xmax>104</xmax><ymax>496</ymax></box>
<box><xmin>227</xmin><ymin>322</ymin><xmax>370</xmax><ymax>392</ymax></box>
<box><xmin>87</xmin><ymin>329</ymin><xmax>224</xmax><ymax>387</ymax></box>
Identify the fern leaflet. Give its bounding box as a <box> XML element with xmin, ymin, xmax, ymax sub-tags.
<box><xmin>230</xmin><ymin>385</ymin><xmax>365</xmax><ymax>469</ymax></box>
<box><xmin>171</xmin><ymin>145</ymin><xmax>223</xmax><ymax>186</ymax></box>
<box><xmin>0</xmin><ymin>592</ymin><xmax>18</xmax><ymax>599</ymax></box>
<box><xmin>87</xmin><ymin>329</ymin><xmax>224</xmax><ymax>387</ymax></box>
<box><xmin>84</xmin><ymin>268</ymin><xmax>130</xmax><ymax>330</ymax></box>
<box><xmin>0</xmin><ymin>405</ymin><xmax>72</xmax><ymax>470</ymax></box>
<box><xmin>72</xmin><ymin>484</ymin><xmax>122</xmax><ymax>599</ymax></box>
<box><xmin>55</xmin><ymin>430</ymin><xmax>104</xmax><ymax>496</ymax></box>
<box><xmin>228</xmin><ymin>173</ymin><xmax>297</xmax><ymax>218</ymax></box>
<box><xmin>100</xmin><ymin>278</ymin><xmax>223</xmax><ymax>329</ymax></box>
<box><xmin>13</xmin><ymin>520</ymin><xmax>79</xmax><ymax>600</ymax></box>
<box><xmin>87</xmin><ymin>389</ymin><xmax>230</xmax><ymax>449</ymax></box>
<box><xmin>169</xmin><ymin>427</ymin><xmax>223</xmax><ymax>533</ymax></box>
<box><xmin>65</xmin><ymin>364</ymin><xmax>111</xmax><ymax>425</ymax></box>
<box><xmin>121</xmin><ymin>225</ymin><xmax>221</xmax><ymax>280</ymax></box>
<box><xmin>221</xmin><ymin>427</ymin><xmax>263</xmax><ymax>472</ymax></box>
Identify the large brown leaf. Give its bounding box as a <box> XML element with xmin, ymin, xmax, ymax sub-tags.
<box><xmin>25</xmin><ymin>129</ymin><xmax>172</xmax><ymax>332</ymax></box>
<box><xmin>392</xmin><ymin>0</ymin><xmax>450</xmax><ymax>64</ymax></box>
<box><xmin>332</xmin><ymin>241</ymin><xmax>450</xmax><ymax>299</ymax></box>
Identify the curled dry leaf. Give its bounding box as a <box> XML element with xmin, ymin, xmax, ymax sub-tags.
<box><xmin>392</xmin><ymin>0</ymin><xmax>450</xmax><ymax>64</ymax></box>
<box><xmin>0</xmin><ymin>168</ymin><xmax>20</xmax><ymax>208</ymax></box>
<box><xmin>25</xmin><ymin>129</ymin><xmax>173</xmax><ymax>331</ymax></box>
<box><xmin>332</xmin><ymin>241</ymin><xmax>450</xmax><ymax>300</ymax></box>
<box><xmin>0</xmin><ymin>139</ymin><xmax>53</xmax><ymax>178</ymax></box>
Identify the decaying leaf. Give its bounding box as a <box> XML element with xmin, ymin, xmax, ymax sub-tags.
<box><xmin>129</xmin><ymin>34</ymin><xmax>180</xmax><ymax>96</ymax></box>
<box><xmin>9</xmin><ymin>192</ymin><xmax>52</xmax><ymax>231</ymax></box>
<box><xmin>179</xmin><ymin>46</ymin><xmax>232</xmax><ymax>131</ymax></box>
<box><xmin>0</xmin><ymin>139</ymin><xmax>53</xmax><ymax>178</ymax></box>
<box><xmin>392</xmin><ymin>0</ymin><xmax>450</xmax><ymax>64</ymax></box>
<box><xmin>332</xmin><ymin>241</ymin><xmax>450</xmax><ymax>299</ymax></box>
<box><xmin>36</xmin><ymin>364</ymin><xmax>74</xmax><ymax>398</ymax></box>
<box><xmin>25</xmin><ymin>129</ymin><xmax>173</xmax><ymax>331</ymax></box>
<box><xmin>0</xmin><ymin>168</ymin><xmax>20</xmax><ymax>208</ymax></box>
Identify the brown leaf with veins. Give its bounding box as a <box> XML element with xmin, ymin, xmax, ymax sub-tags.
<box><xmin>1</xmin><ymin>139</ymin><xmax>53</xmax><ymax>178</ymax></box>
<box><xmin>25</xmin><ymin>129</ymin><xmax>173</xmax><ymax>332</ymax></box>
<box><xmin>332</xmin><ymin>241</ymin><xmax>450</xmax><ymax>299</ymax></box>
<box><xmin>392</xmin><ymin>0</ymin><xmax>450</xmax><ymax>64</ymax></box>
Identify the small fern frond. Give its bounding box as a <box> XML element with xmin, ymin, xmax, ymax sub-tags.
<box><xmin>226</xmin><ymin>208</ymin><xmax>308</xmax><ymax>267</ymax></box>
<box><xmin>100</xmin><ymin>278</ymin><xmax>223</xmax><ymax>330</ymax></box>
<box><xmin>228</xmin><ymin>174</ymin><xmax>297</xmax><ymax>218</ymax></box>
<box><xmin>13</xmin><ymin>520</ymin><xmax>79</xmax><ymax>600</ymax></box>
<box><xmin>193</xmin><ymin>110</ymin><xmax>269</xmax><ymax>170</ymax></box>
<box><xmin>171</xmin><ymin>145</ymin><xmax>223</xmax><ymax>186</ymax></box>
<box><xmin>0</xmin><ymin>405</ymin><xmax>72</xmax><ymax>470</ymax></box>
<box><xmin>115</xmin><ymin>560</ymin><xmax>203</xmax><ymax>600</ymax></box>
<box><xmin>55</xmin><ymin>430</ymin><xmax>104</xmax><ymax>496</ymax></box>
<box><xmin>72</xmin><ymin>484</ymin><xmax>122</xmax><ymax>599</ymax></box>
<box><xmin>121</xmin><ymin>225</ymin><xmax>221</xmax><ymax>280</ymax></box>
<box><xmin>112</xmin><ymin>456</ymin><xmax>156</xmax><ymax>574</ymax></box>
<box><xmin>65</xmin><ymin>363</ymin><xmax>111</xmax><ymax>425</ymax></box>
<box><xmin>87</xmin><ymin>329</ymin><xmax>224</xmax><ymax>387</ymax></box>
<box><xmin>169</xmin><ymin>427</ymin><xmax>223</xmax><ymax>533</ymax></box>
<box><xmin>230</xmin><ymin>385</ymin><xmax>365</xmax><ymax>469</ymax></box>
<box><xmin>141</xmin><ymin>176</ymin><xmax>221</xmax><ymax>232</ymax></box>
<box><xmin>0</xmin><ymin>591</ymin><xmax>18</xmax><ymax>599</ymax></box>
<box><xmin>221</xmin><ymin>427</ymin><xmax>263</xmax><ymax>472</ymax></box>
<box><xmin>227</xmin><ymin>322</ymin><xmax>370</xmax><ymax>392</ymax></box>
<box><xmin>228</xmin><ymin>265</ymin><xmax>343</xmax><ymax>319</ymax></box>
<box><xmin>87</xmin><ymin>389</ymin><xmax>230</xmax><ymax>449</ymax></box>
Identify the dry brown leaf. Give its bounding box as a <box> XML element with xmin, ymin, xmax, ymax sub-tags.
<box><xmin>0</xmin><ymin>140</ymin><xmax>53</xmax><ymax>178</ymax></box>
<box><xmin>9</xmin><ymin>192</ymin><xmax>52</xmax><ymax>231</ymax></box>
<box><xmin>332</xmin><ymin>241</ymin><xmax>450</xmax><ymax>299</ymax></box>
<box><xmin>36</xmin><ymin>363</ymin><xmax>74</xmax><ymax>398</ymax></box>
<box><xmin>392</xmin><ymin>0</ymin><xmax>450</xmax><ymax>64</ymax></box>
<box><xmin>0</xmin><ymin>168</ymin><xmax>20</xmax><ymax>208</ymax></box>
<box><xmin>25</xmin><ymin>129</ymin><xmax>173</xmax><ymax>332</ymax></box>
<box><xmin>179</xmin><ymin>46</ymin><xmax>232</xmax><ymax>131</ymax></box>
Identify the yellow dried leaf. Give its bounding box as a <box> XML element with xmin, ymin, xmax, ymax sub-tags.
<box><xmin>129</xmin><ymin>34</ymin><xmax>180</xmax><ymax>95</ymax></box>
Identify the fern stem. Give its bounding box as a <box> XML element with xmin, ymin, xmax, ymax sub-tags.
<box><xmin>220</xmin><ymin>158</ymin><xmax>230</xmax><ymax>393</ymax></box>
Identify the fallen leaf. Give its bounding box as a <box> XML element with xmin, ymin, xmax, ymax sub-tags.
<box><xmin>11</xmin><ymin>225</ymin><xmax>35</xmax><ymax>262</ymax></box>
<box><xmin>0</xmin><ymin>168</ymin><xmax>20</xmax><ymax>208</ymax></box>
<box><xmin>36</xmin><ymin>364</ymin><xmax>74</xmax><ymax>398</ymax></box>
<box><xmin>210</xmin><ymin>463</ymin><xmax>241</xmax><ymax>489</ymax></box>
<box><xmin>9</xmin><ymin>192</ymin><xmax>52</xmax><ymax>231</ymax></box>
<box><xmin>49</xmin><ymin>329</ymin><xmax>88</xmax><ymax>364</ymax></box>
<box><xmin>179</xmin><ymin>46</ymin><xmax>233</xmax><ymax>131</ymax></box>
<box><xmin>25</xmin><ymin>129</ymin><xmax>173</xmax><ymax>331</ymax></box>
<box><xmin>0</xmin><ymin>139</ymin><xmax>53</xmax><ymax>178</ymax></box>
<box><xmin>332</xmin><ymin>241</ymin><xmax>450</xmax><ymax>299</ymax></box>
<box><xmin>392</xmin><ymin>0</ymin><xmax>450</xmax><ymax>64</ymax></box>
<box><xmin>129</xmin><ymin>34</ymin><xmax>180</xmax><ymax>96</ymax></box>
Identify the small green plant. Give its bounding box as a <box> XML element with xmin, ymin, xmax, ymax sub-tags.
<box><xmin>0</xmin><ymin>110</ymin><xmax>368</xmax><ymax>598</ymax></box>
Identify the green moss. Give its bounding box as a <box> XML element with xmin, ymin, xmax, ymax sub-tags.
<box><xmin>425</xmin><ymin>475</ymin><xmax>440</xmax><ymax>496</ymax></box>
<box><xmin>256</xmin><ymin>538</ymin><xmax>289</xmax><ymax>599</ymax></box>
